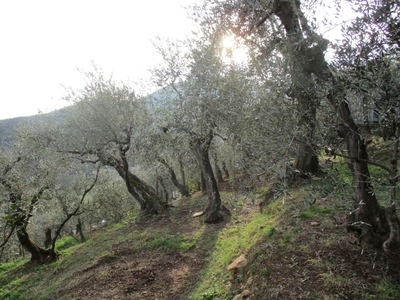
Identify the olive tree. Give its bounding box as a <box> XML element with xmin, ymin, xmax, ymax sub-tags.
<box><xmin>82</xmin><ymin>170</ymin><xmax>139</xmax><ymax>227</ymax></box>
<box><xmin>330</xmin><ymin>0</ymin><xmax>400</xmax><ymax>258</ymax></box>
<box><xmin>134</xmin><ymin>106</ymin><xmax>192</xmax><ymax>199</ymax></box>
<box><xmin>0</xmin><ymin>133</ymin><xmax>59</xmax><ymax>262</ymax></box>
<box><xmin>0</xmin><ymin>122</ymin><xmax>97</xmax><ymax>263</ymax></box>
<box><xmin>198</xmin><ymin>0</ymin><xmax>400</xmax><ymax>260</ymax></box>
<box><xmin>56</xmin><ymin>68</ymin><xmax>167</xmax><ymax>215</ymax></box>
<box><xmin>193</xmin><ymin>0</ymin><xmax>326</xmax><ymax>176</ymax></box>
<box><xmin>151</xmin><ymin>37</ymin><xmax>255</xmax><ymax>222</ymax></box>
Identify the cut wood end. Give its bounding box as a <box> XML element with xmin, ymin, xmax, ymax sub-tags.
<box><xmin>192</xmin><ymin>211</ymin><xmax>204</xmax><ymax>217</ymax></box>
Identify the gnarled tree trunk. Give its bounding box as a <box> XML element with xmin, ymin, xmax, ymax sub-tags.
<box><xmin>336</xmin><ymin>104</ymin><xmax>389</xmax><ymax>247</ymax></box>
<box><xmin>213</xmin><ymin>153</ymin><xmax>224</xmax><ymax>184</ymax></box>
<box><xmin>158</xmin><ymin>157</ymin><xmax>190</xmax><ymax>197</ymax></box>
<box><xmin>157</xmin><ymin>176</ymin><xmax>169</xmax><ymax>202</ymax></box>
<box><xmin>76</xmin><ymin>219</ymin><xmax>86</xmax><ymax>242</ymax></box>
<box><xmin>191</xmin><ymin>131</ymin><xmax>224</xmax><ymax>223</ymax></box>
<box><xmin>17</xmin><ymin>226</ymin><xmax>55</xmax><ymax>263</ymax></box>
<box><xmin>271</xmin><ymin>0</ymin><xmax>399</xmax><ymax>257</ymax></box>
<box><xmin>112</xmin><ymin>155</ymin><xmax>167</xmax><ymax>215</ymax></box>
<box><xmin>6</xmin><ymin>187</ymin><xmax>57</xmax><ymax>263</ymax></box>
<box><xmin>274</xmin><ymin>0</ymin><xmax>320</xmax><ymax>176</ymax></box>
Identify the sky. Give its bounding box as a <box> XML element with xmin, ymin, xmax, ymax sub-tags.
<box><xmin>0</xmin><ymin>0</ymin><xmax>353</xmax><ymax>121</ymax></box>
<box><xmin>0</xmin><ymin>0</ymin><xmax>195</xmax><ymax>120</ymax></box>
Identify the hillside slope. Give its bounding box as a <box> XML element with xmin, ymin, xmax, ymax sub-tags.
<box><xmin>0</xmin><ymin>86</ymin><xmax>175</xmax><ymax>146</ymax></box>
<box><xmin>0</xmin><ymin>107</ymin><xmax>71</xmax><ymax>145</ymax></box>
<box><xmin>1</xmin><ymin>174</ymin><xmax>400</xmax><ymax>299</ymax></box>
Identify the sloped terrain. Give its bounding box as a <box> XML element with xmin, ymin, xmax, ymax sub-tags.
<box><xmin>50</xmin><ymin>199</ymin><xmax>230</xmax><ymax>300</ymax></box>
<box><xmin>1</xmin><ymin>174</ymin><xmax>400</xmax><ymax>300</ymax></box>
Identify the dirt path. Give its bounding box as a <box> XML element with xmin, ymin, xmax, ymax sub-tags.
<box><xmin>52</xmin><ymin>197</ymin><xmax>254</xmax><ymax>300</ymax></box>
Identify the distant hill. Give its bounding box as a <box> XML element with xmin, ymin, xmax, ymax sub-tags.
<box><xmin>0</xmin><ymin>87</ymin><xmax>178</xmax><ymax>146</ymax></box>
<box><xmin>0</xmin><ymin>107</ymin><xmax>71</xmax><ymax>146</ymax></box>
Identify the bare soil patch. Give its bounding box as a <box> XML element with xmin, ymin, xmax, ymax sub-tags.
<box><xmin>51</xmin><ymin>199</ymin><xmax>233</xmax><ymax>300</ymax></box>
<box><xmin>230</xmin><ymin>197</ymin><xmax>400</xmax><ymax>299</ymax></box>
<box><xmin>16</xmin><ymin>181</ymin><xmax>400</xmax><ymax>299</ymax></box>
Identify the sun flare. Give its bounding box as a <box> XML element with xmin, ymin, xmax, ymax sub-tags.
<box><xmin>221</xmin><ymin>34</ymin><xmax>248</xmax><ymax>65</ymax></box>
<box><xmin>222</xmin><ymin>35</ymin><xmax>236</xmax><ymax>48</ymax></box>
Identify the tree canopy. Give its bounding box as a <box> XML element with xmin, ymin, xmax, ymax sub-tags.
<box><xmin>1</xmin><ymin>0</ymin><xmax>400</xmax><ymax>267</ymax></box>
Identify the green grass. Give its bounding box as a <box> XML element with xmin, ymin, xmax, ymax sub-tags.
<box><xmin>55</xmin><ymin>235</ymin><xmax>80</xmax><ymax>252</ymax></box>
<box><xmin>147</xmin><ymin>234</ymin><xmax>196</xmax><ymax>251</ymax></box>
<box><xmin>0</xmin><ymin>278</ymin><xmax>24</xmax><ymax>300</ymax></box>
<box><xmin>0</xmin><ymin>259</ymin><xmax>28</xmax><ymax>300</ymax></box>
<box><xmin>191</xmin><ymin>210</ymin><xmax>276</xmax><ymax>299</ymax></box>
<box><xmin>260</xmin><ymin>268</ymin><xmax>271</xmax><ymax>277</ymax></box>
<box><xmin>0</xmin><ymin>257</ymin><xmax>30</xmax><ymax>300</ymax></box>
<box><xmin>267</xmin><ymin>227</ymin><xmax>278</xmax><ymax>237</ymax></box>
<box><xmin>372</xmin><ymin>278</ymin><xmax>400</xmax><ymax>299</ymax></box>
<box><xmin>146</xmin><ymin>231</ymin><xmax>196</xmax><ymax>252</ymax></box>
<box><xmin>311</xmin><ymin>206</ymin><xmax>333</xmax><ymax>214</ymax></box>
<box><xmin>300</xmin><ymin>205</ymin><xmax>333</xmax><ymax>219</ymax></box>
<box><xmin>0</xmin><ymin>257</ymin><xmax>26</xmax><ymax>274</ymax></box>
<box><xmin>300</xmin><ymin>211</ymin><xmax>313</xmax><ymax>219</ymax></box>
<box><xmin>1</xmin><ymin>166</ymin><xmax>400</xmax><ymax>300</ymax></box>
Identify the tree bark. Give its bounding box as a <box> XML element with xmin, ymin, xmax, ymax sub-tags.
<box><xmin>158</xmin><ymin>157</ymin><xmax>190</xmax><ymax>197</ymax></box>
<box><xmin>157</xmin><ymin>176</ymin><xmax>169</xmax><ymax>202</ymax></box>
<box><xmin>274</xmin><ymin>0</ymin><xmax>320</xmax><ymax>176</ymax></box>
<box><xmin>17</xmin><ymin>226</ymin><xmax>55</xmax><ymax>263</ymax></box>
<box><xmin>178</xmin><ymin>157</ymin><xmax>189</xmax><ymax>194</ymax></box>
<box><xmin>294</xmin><ymin>143</ymin><xmax>319</xmax><ymax>177</ymax></box>
<box><xmin>337</xmin><ymin>109</ymin><xmax>389</xmax><ymax>247</ymax></box>
<box><xmin>76</xmin><ymin>219</ymin><xmax>86</xmax><ymax>242</ymax></box>
<box><xmin>270</xmin><ymin>0</ymin><xmax>398</xmax><ymax>254</ymax></box>
<box><xmin>222</xmin><ymin>161</ymin><xmax>230</xmax><ymax>179</ymax></box>
<box><xmin>7</xmin><ymin>188</ymin><xmax>56</xmax><ymax>263</ymax></box>
<box><xmin>213</xmin><ymin>153</ymin><xmax>224</xmax><ymax>184</ymax></box>
<box><xmin>191</xmin><ymin>131</ymin><xmax>224</xmax><ymax>223</ymax></box>
<box><xmin>44</xmin><ymin>228</ymin><xmax>52</xmax><ymax>248</ymax></box>
<box><xmin>383</xmin><ymin>204</ymin><xmax>400</xmax><ymax>263</ymax></box>
<box><xmin>113</xmin><ymin>155</ymin><xmax>167</xmax><ymax>215</ymax></box>
<box><xmin>200</xmin><ymin>172</ymin><xmax>207</xmax><ymax>195</ymax></box>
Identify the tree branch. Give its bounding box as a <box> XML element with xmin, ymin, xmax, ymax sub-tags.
<box><xmin>335</xmin><ymin>153</ymin><xmax>391</xmax><ymax>174</ymax></box>
<box><xmin>250</xmin><ymin>10</ymin><xmax>274</xmax><ymax>32</ymax></box>
<box><xmin>51</xmin><ymin>167</ymin><xmax>100</xmax><ymax>251</ymax></box>
<box><xmin>3</xmin><ymin>157</ymin><xmax>21</xmax><ymax>176</ymax></box>
<box><xmin>0</xmin><ymin>223</ymin><xmax>16</xmax><ymax>248</ymax></box>
<box><xmin>27</xmin><ymin>186</ymin><xmax>49</xmax><ymax>222</ymax></box>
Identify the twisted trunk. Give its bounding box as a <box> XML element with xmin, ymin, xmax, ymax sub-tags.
<box><xmin>17</xmin><ymin>226</ymin><xmax>55</xmax><ymax>263</ymax></box>
<box><xmin>8</xmin><ymin>188</ymin><xmax>56</xmax><ymax>263</ymax></box>
<box><xmin>191</xmin><ymin>131</ymin><xmax>224</xmax><ymax>223</ymax></box>
<box><xmin>158</xmin><ymin>157</ymin><xmax>190</xmax><ymax>197</ymax></box>
<box><xmin>157</xmin><ymin>176</ymin><xmax>169</xmax><ymax>202</ymax></box>
<box><xmin>336</xmin><ymin>101</ymin><xmax>389</xmax><ymax>247</ymax></box>
<box><xmin>113</xmin><ymin>155</ymin><xmax>167</xmax><ymax>215</ymax></box>
<box><xmin>274</xmin><ymin>0</ymin><xmax>320</xmax><ymax>175</ymax></box>
<box><xmin>213</xmin><ymin>153</ymin><xmax>224</xmax><ymax>184</ymax></box>
<box><xmin>270</xmin><ymin>0</ymin><xmax>398</xmax><ymax>257</ymax></box>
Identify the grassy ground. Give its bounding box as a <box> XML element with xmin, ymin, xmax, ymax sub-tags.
<box><xmin>1</xmin><ymin>162</ymin><xmax>400</xmax><ymax>299</ymax></box>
